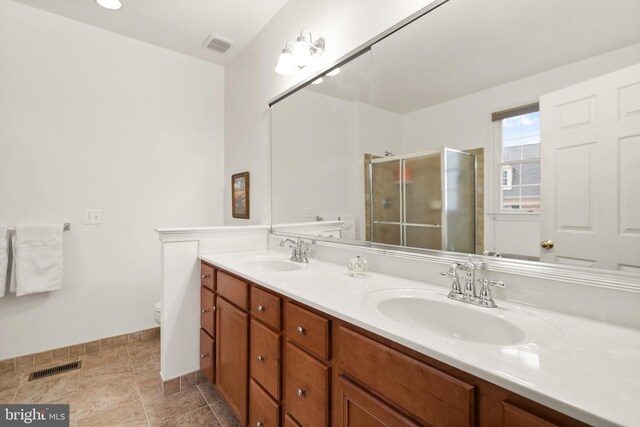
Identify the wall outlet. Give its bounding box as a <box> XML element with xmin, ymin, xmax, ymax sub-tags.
<box><xmin>303</xmin><ymin>208</ymin><xmax>312</xmax><ymax>218</ymax></box>
<box><xmin>84</xmin><ymin>209</ymin><xmax>102</xmax><ymax>225</ymax></box>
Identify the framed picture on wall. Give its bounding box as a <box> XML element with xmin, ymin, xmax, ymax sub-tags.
<box><xmin>232</xmin><ymin>172</ymin><xmax>250</xmax><ymax>219</ymax></box>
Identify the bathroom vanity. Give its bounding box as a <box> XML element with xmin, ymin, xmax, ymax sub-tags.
<box><xmin>196</xmin><ymin>251</ymin><xmax>640</xmax><ymax>427</ymax></box>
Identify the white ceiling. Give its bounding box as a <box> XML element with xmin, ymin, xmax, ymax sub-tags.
<box><xmin>9</xmin><ymin>0</ymin><xmax>289</xmax><ymax>65</ymax></box>
<box><xmin>307</xmin><ymin>0</ymin><xmax>640</xmax><ymax>114</ymax></box>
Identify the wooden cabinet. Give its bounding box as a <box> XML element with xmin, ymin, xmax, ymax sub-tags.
<box><xmin>199</xmin><ymin>329</ymin><xmax>214</xmax><ymax>384</ymax></box>
<box><xmin>199</xmin><ymin>264</ymin><xmax>587</xmax><ymax>427</ymax></box>
<box><xmin>250</xmin><ymin>319</ymin><xmax>281</xmax><ymax>400</ymax></box>
<box><xmin>216</xmin><ymin>297</ymin><xmax>248</xmax><ymax>424</ymax></box>
<box><xmin>285</xmin><ymin>301</ymin><xmax>330</xmax><ymax>360</ymax></box>
<box><xmin>334</xmin><ymin>375</ymin><xmax>419</xmax><ymax>427</ymax></box>
<box><xmin>338</xmin><ymin>326</ymin><xmax>475</xmax><ymax>426</ymax></box>
<box><xmin>503</xmin><ymin>401</ymin><xmax>560</xmax><ymax>427</ymax></box>
<box><xmin>284</xmin><ymin>342</ymin><xmax>330</xmax><ymax>427</ymax></box>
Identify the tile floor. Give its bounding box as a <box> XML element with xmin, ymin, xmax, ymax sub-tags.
<box><xmin>0</xmin><ymin>337</ymin><xmax>241</xmax><ymax>426</ymax></box>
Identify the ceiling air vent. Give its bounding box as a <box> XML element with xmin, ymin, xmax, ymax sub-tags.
<box><xmin>202</xmin><ymin>35</ymin><xmax>233</xmax><ymax>53</ymax></box>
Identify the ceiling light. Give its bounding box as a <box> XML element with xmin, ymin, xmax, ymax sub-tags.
<box><xmin>274</xmin><ymin>46</ymin><xmax>297</xmax><ymax>76</ymax></box>
<box><xmin>96</xmin><ymin>0</ymin><xmax>122</xmax><ymax>10</ymax></box>
<box><xmin>312</xmin><ymin>78</ymin><xmax>324</xmax><ymax>85</ymax></box>
<box><xmin>326</xmin><ymin>68</ymin><xmax>341</xmax><ymax>77</ymax></box>
<box><xmin>275</xmin><ymin>29</ymin><xmax>325</xmax><ymax>75</ymax></box>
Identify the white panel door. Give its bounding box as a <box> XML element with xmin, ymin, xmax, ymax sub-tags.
<box><xmin>540</xmin><ymin>63</ymin><xmax>640</xmax><ymax>270</ymax></box>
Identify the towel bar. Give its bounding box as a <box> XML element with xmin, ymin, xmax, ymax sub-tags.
<box><xmin>7</xmin><ymin>223</ymin><xmax>71</xmax><ymax>232</ymax></box>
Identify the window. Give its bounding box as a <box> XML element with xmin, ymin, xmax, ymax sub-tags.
<box><xmin>497</xmin><ymin>109</ymin><xmax>540</xmax><ymax>211</ymax></box>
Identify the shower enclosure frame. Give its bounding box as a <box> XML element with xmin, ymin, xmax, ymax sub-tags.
<box><xmin>369</xmin><ymin>148</ymin><xmax>476</xmax><ymax>251</ymax></box>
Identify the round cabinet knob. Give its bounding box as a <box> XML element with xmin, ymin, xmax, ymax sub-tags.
<box><xmin>212</xmin><ymin>306</ymin><xmax>217</xmax><ymax>311</ymax></box>
<box><xmin>201</xmin><ymin>308</ymin><xmax>208</xmax><ymax>313</ymax></box>
<box><xmin>257</xmin><ymin>355</ymin><xmax>265</xmax><ymax>362</ymax></box>
<box><xmin>257</xmin><ymin>305</ymin><xmax>265</xmax><ymax>312</ymax></box>
<box><xmin>201</xmin><ymin>274</ymin><xmax>209</xmax><ymax>279</ymax></box>
<box><xmin>201</xmin><ymin>353</ymin><xmax>208</xmax><ymax>358</ymax></box>
<box><xmin>296</xmin><ymin>326</ymin><xmax>305</xmax><ymax>335</ymax></box>
<box><xmin>256</xmin><ymin>422</ymin><xmax>264</xmax><ymax>427</ymax></box>
<box><xmin>296</xmin><ymin>388</ymin><xmax>305</xmax><ymax>397</ymax></box>
<box><xmin>540</xmin><ymin>239</ymin><xmax>554</xmax><ymax>249</ymax></box>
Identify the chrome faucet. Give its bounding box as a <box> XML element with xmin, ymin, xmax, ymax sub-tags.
<box><xmin>440</xmin><ymin>255</ymin><xmax>506</xmax><ymax>308</ymax></box>
<box><xmin>279</xmin><ymin>237</ymin><xmax>310</xmax><ymax>263</ymax></box>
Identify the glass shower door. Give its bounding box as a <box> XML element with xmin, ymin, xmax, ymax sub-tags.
<box><xmin>404</xmin><ymin>153</ymin><xmax>442</xmax><ymax>250</ymax></box>
<box><xmin>370</xmin><ymin>160</ymin><xmax>402</xmax><ymax>245</ymax></box>
<box><xmin>443</xmin><ymin>148</ymin><xmax>476</xmax><ymax>253</ymax></box>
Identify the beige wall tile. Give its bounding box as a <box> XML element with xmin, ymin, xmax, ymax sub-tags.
<box><xmin>161</xmin><ymin>378</ymin><xmax>180</xmax><ymax>396</ymax></box>
<box><xmin>141</xmin><ymin>329</ymin><xmax>155</xmax><ymax>342</ymax></box>
<box><xmin>33</xmin><ymin>351</ymin><xmax>52</xmax><ymax>366</ymax></box>
<box><xmin>128</xmin><ymin>332</ymin><xmax>141</xmax><ymax>343</ymax></box>
<box><xmin>52</xmin><ymin>347</ymin><xmax>70</xmax><ymax>361</ymax></box>
<box><xmin>68</xmin><ymin>344</ymin><xmax>85</xmax><ymax>357</ymax></box>
<box><xmin>15</xmin><ymin>355</ymin><xmax>34</xmax><ymax>370</ymax></box>
<box><xmin>114</xmin><ymin>334</ymin><xmax>128</xmax><ymax>347</ymax></box>
<box><xmin>100</xmin><ymin>337</ymin><xmax>114</xmax><ymax>350</ymax></box>
<box><xmin>179</xmin><ymin>372</ymin><xmax>196</xmax><ymax>390</ymax></box>
<box><xmin>0</xmin><ymin>359</ymin><xmax>15</xmax><ymax>374</ymax></box>
<box><xmin>85</xmin><ymin>340</ymin><xmax>101</xmax><ymax>354</ymax></box>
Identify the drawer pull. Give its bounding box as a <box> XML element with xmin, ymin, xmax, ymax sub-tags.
<box><xmin>201</xmin><ymin>308</ymin><xmax>209</xmax><ymax>313</ymax></box>
<box><xmin>256</xmin><ymin>422</ymin><xmax>264</xmax><ymax>427</ymax></box>
<box><xmin>296</xmin><ymin>388</ymin><xmax>305</xmax><ymax>397</ymax></box>
<box><xmin>201</xmin><ymin>274</ymin><xmax>210</xmax><ymax>279</ymax></box>
<box><xmin>257</xmin><ymin>304</ymin><xmax>265</xmax><ymax>312</ymax></box>
<box><xmin>201</xmin><ymin>353</ymin><xmax>209</xmax><ymax>358</ymax></box>
<box><xmin>256</xmin><ymin>355</ymin><xmax>265</xmax><ymax>362</ymax></box>
<box><xmin>296</xmin><ymin>326</ymin><xmax>305</xmax><ymax>335</ymax></box>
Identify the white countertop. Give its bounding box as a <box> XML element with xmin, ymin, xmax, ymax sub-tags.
<box><xmin>200</xmin><ymin>250</ymin><xmax>640</xmax><ymax>427</ymax></box>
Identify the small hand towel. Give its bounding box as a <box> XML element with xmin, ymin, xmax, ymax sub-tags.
<box><xmin>339</xmin><ymin>214</ymin><xmax>357</xmax><ymax>240</ymax></box>
<box><xmin>0</xmin><ymin>226</ymin><xmax>8</xmax><ymax>298</ymax></box>
<box><xmin>12</xmin><ymin>224</ymin><xmax>63</xmax><ymax>297</ymax></box>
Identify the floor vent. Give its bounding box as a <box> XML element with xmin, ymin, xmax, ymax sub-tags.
<box><xmin>28</xmin><ymin>361</ymin><xmax>81</xmax><ymax>381</ymax></box>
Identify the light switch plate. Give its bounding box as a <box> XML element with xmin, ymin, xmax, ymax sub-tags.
<box><xmin>84</xmin><ymin>209</ymin><xmax>102</xmax><ymax>225</ymax></box>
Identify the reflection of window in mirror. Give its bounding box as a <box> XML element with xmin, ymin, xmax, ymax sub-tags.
<box><xmin>497</xmin><ymin>109</ymin><xmax>540</xmax><ymax>212</ymax></box>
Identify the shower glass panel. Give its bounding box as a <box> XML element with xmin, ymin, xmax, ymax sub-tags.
<box><xmin>404</xmin><ymin>154</ymin><xmax>442</xmax><ymax>250</ymax></box>
<box><xmin>371</xmin><ymin>160</ymin><xmax>402</xmax><ymax>245</ymax></box>
<box><xmin>444</xmin><ymin>148</ymin><xmax>475</xmax><ymax>253</ymax></box>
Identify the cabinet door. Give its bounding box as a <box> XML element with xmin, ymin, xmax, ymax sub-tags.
<box><xmin>199</xmin><ymin>329</ymin><xmax>214</xmax><ymax>384</ymax></box>
<box><xmin>200</xmin><ymin>287</ymin><xmax>215</xmax><ymax>337</ymax></box>
<box><xmin>216</xmin><ymin>297</ymin><xmax>248</xmax><ymax>424</ymax></box>
<box><xmin>503</xmin><ymin>401</ymin><xmax>559</xmax><ymax>427</ymax></box>
<box><xmin>334</xmin><ymin>376</ymin><xmax>419</xmax><ymax>427</ymax></box>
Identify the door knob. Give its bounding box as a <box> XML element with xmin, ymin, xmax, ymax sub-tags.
<box><xmin>540</xmin><ymin>240</ymin><xmax>554</xmax><ymax>249</ymax></box>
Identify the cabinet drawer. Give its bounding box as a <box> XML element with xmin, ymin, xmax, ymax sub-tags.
<box><xmin>335</xmin><ymin>375</ymin><xmax>419</xmax><ymax>427</ymax></box>
<box><xmin>250</xmin><ymin>319</ymin><xmax>281</xmax><ymax>400</ymax></box>
<box><xmin>503</xmin><ymin>401</ymin><xmax>559</xmax><ymax>427</ymax></box>
<box><xmin>251</xmin><ymin>286</ymin><xmax>282</xmax><ymax>330</ymax></box>
<box><xmin>201</xmin><ymin>263</ymin><xmax>214</xmax><ymax>291</ymax></box>
<box><xmin>338</xmin><ymin>326</ymin><xmax>475</xmax><ymax>426</ymax></box>
<box><xmin>284</xmin><ymin>342</ymin><xmax>329</xmax><ymax>427</ymax></box>
<box><xmin>200</xmin><ymin>286</ymin><xmax>215</xmax><ymax>337</ymax></box>
<box><xmin>249</xmin><ymin>380</ymin><xmax>280</xmax><ymax>427</ymax></box>
<box><xmin>199</xmin><ymin>329</ymin><xmax>214</xmax><ymax>384</ymax></box>
<box><xmin>285</xmin><ymin>302</ymin><xmax>330</xmax><ymax>360</ymax></box>
<box><xmin>217</xmin><ymin>270</ymin><xmax>248</xmax><ymax>311</ymax></box>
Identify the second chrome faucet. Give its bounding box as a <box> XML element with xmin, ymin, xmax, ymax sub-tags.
<box><xmin>440</xmin><ymin>255</ymin><xmax>507</xmax><ymax>308</ymax></box>
<box><xmin>279</xmin><ymin>237</ymin><xmax>310</xmax><ymax>263</ymax></box>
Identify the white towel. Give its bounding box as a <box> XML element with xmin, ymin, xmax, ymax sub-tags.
<box><xmin>339</xmin><ymin>214</ymin><xmax>357</xmax><ymax>240</ymax></box>
<box><xmin>11</xmin><ymin>224</ymin><xmax>64</xmax><ymax>297</ymax></box>
<box><xmin>0</xmin><ymin>226</ymin><xmax>8</xmax><ymax>298</ymax></box>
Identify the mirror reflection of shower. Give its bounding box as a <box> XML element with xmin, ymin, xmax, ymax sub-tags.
<box><xmin>366</xmin><ymin>147</ymin><xmax>477</xmax><ymax>253</ymax></box>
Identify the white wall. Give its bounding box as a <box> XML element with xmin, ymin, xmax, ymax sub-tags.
<box><xmin>0</xmin><ymin>1</ymin><xmax>225</xmax><ymax>360</ymax></box>
<box><xmin>224</xmin><ymin>0</ymin><xmax>441</xmax><ymax>226</ymax></box>
<box><xmin>400</xmin><ymin>43</ymin><xmax>640</xmax><ymax>257</ymax></box>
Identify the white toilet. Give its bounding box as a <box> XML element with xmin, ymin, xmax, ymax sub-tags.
<box><xmin>154</xmin><ymin>302</ymin><xmax>162</xmax><ymax>325</ymax></box>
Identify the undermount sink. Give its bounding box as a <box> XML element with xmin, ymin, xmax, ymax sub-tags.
<box><xmin>242</xmin><ymin>259</ymin><xmax>302</xmax><ymax>272</ymax></box>
<box><xmin>365</xmin><ymin>289</ymin><xmax>562</xmax><ymax>346</ymax></box>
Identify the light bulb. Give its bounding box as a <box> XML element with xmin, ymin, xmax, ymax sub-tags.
<box><xmin>311</xmin><ymin>78</ymin><xmax>324</xmax><ymax>85</ymax></box>
<box><xmin>275</xmin><ymin>49</ymin><xmax>297</xmax><ymax>75</ymax></box>
<box><xmin>96</xmin><ymin>0</ymin><xmax>122</xmax><ymax>9</ymax></box>
<box><xmin>326</xmin><ymin>68</ymin><xmax>340</xmax><ymax>77</ymax></box>
<box><xmin>292</xmin><ymin>36</ymin><xmax>311</xmax><ymax>67</ymax></box>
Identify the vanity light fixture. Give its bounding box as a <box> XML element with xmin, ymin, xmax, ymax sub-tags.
<box><xmin>326</xmin><ymin>68</ymin><xmax>340</xmax><ymax>77</ymax></box>
<box><xmin>275</xmin><ymin>29</ymin><xmax>325</xmax><ymax>75</ymax></box>
<box><xmin>96</xmin><ymin>0</ymin><xmax>122</xmax><ymax>10</ymax></box>
<box><xmin>311</xmin><ymin>77</ymin><xmax>324</xmax><ymax>85</ymax></box>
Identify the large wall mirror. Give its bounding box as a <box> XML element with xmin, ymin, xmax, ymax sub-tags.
<box><xmin>271</xmin><ymin>0</ymin><xmax>640</xmax><ymax>277</ymax></box>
